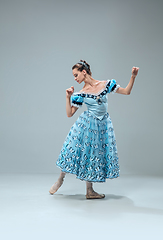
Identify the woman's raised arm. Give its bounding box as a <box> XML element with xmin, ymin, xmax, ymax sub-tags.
<box><xmin>116</xmin><ymin>67</ymin><xmax>139</xmax><ymax>95</ymax></box>
<box><xmin>66</xmin><ymin>86</ymin><xmax>78</xmax><ymax>117</ymax></box>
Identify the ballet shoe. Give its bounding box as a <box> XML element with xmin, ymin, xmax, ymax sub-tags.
<box><xmin>49</xmin><ymin>179</ymin><xmax>64</xmax><ymax>195</ymax></box>
<box><xmin>86</xmin><ymin>190</ymin><xmax>105</xmax><ymax>199</ymax></box>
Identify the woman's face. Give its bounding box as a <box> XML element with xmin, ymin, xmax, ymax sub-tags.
<box><xmin>72</xmin><ymin>68</ymin><xmax>85</xmax><ymax>84</ymax></box>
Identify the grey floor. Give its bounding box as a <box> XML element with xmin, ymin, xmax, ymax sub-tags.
<box><xmin>0</xmin><ymin>173</ymin><xmax>163</xmax><ymax>240</ymax></box>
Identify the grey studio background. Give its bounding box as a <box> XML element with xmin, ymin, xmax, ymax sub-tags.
<box><xmin>1</xmin><ymin>1</ymin><xmax>163</xmax><ymax>240</ymax></box>
<box><xmin>1</xmin><ymin>0</ymin><xmax>163</xmax><ymax>176</ymax></box>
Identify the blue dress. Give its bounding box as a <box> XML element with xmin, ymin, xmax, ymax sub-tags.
<box><xmin>56</xmin><ymin>79</ymin><xmax>120</xmax><ymax>182</ymax></box>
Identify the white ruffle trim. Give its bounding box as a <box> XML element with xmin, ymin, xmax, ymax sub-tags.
<box><xmin>71</xmin><ymin>102</ymin><xmax>81</xmax><ymax>108</ymax></box>
<box><xmin>112</xmin><ymin>84</ymin><xmax>120</xmax><ymax>94</ymax></box>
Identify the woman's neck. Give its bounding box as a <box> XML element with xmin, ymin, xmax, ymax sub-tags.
<box><xmin>83</xmin><ymin>76</ymin><xmax>98</xmax><ymax>89</ymax></box>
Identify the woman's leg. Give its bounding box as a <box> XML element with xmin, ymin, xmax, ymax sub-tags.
<box><xmin>86</xmin><ymin>181</ymin><xmax>105</xmax><ymax>199</ymax></box>
<box><xmin>49</xmin><ymin>171</ymin><xmax>66</xmax><ymax>194</ymax></box>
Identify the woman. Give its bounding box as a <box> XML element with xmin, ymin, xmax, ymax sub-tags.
<box><xmin>49</xmin><ymin>60</ymin><xmax>139</xmax><ymax>199</ymax></box>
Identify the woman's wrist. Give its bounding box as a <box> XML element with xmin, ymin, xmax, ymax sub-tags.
<box><xmin>66</xmin><ymin>95</ymin><xmax>71</xmax><ymax>100</ymax></box>
<box><xmin>131</xmin><ymin>74</ymin><xmax>136</xmax><ymax>78</ymax></box>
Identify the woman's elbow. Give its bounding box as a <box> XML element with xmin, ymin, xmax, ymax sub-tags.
<box><xmin>67</xmin><ymin>111</ymin><xmax>74</xmax><ymax>117</ymax></box>
<box><xmin>124</xmin><ymin>89</ymin><xmax>131</xmax><ymax>95</ymax></box>
<box><xmin>67</xmin><ymin>113</ymin><xmax>72</xmax><ymax>118</ymax></box>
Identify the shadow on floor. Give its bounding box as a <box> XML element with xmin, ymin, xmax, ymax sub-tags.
<box><xmin>50</xmin><ymin>193</ymin><xmax>163</xmax><ymax>218</ymax></box>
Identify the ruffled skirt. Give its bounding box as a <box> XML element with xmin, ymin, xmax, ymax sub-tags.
<box><xmin>56</xmin><ymin>111</ymin><xmax>119</xmax><ymax>182</ymax></box>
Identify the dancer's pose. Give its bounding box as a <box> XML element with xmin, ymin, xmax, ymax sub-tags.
<box><xmin>49</xmin><ymin>60</ymin><xmax>139</xmax><ymax>199</ymax></box>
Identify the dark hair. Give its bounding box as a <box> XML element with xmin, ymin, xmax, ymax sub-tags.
<box><xmin>72</xmin><ymin>60</ymin><xmax>92</xmax><ymax>76</ymax></box>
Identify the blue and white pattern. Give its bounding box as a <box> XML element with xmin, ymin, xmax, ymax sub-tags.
<box><xmin>56</xmin><ymin>79</ymin><xmax>120</xmax><ymax>182</ymax></box>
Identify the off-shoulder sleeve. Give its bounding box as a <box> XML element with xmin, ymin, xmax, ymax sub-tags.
<box><xmin>71</xmin><ymin>94</ymin><xmax>84</xmax><ymax>108</ymax></box>
<box><xmin>106</xmin><ymin>79</ymin><xmax>120</xmax><ymax>94</ymax></box>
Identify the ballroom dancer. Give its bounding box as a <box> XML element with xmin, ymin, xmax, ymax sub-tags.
<box><xmin>49</xmin><ymin>60</ymin><xmax>139</xmax><ymax>199</ymax></box>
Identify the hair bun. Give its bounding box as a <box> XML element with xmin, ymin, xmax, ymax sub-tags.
<box><xmin>72</xmin><ymin>60</ymin><xmax>92</xmax><ymax>76</ymax></box>
<box><xmin>80</xmin><ymin>60</ymin><xmax>90</xmax><ymax>69</ymax></box>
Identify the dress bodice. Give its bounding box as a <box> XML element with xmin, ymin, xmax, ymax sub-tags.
<box><xmin>71</xmin><ymin>79</ymin><xmax>120</xmax><ymax>120</ymax></box>
<box><xmin>83</xmin><ymin>94</ymin><xmax>108</xmax><ymax>120</ymax></box>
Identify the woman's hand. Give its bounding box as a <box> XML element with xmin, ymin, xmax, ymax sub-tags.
<box><xmin>132</xmin><ymin>66</ymin><xmax>139</xmax><ymax>77</ymax></box>
<box><xmin>66</xmin><ymin>86</ymin><xmax>74</xmax><ymax>98</ymax></box>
